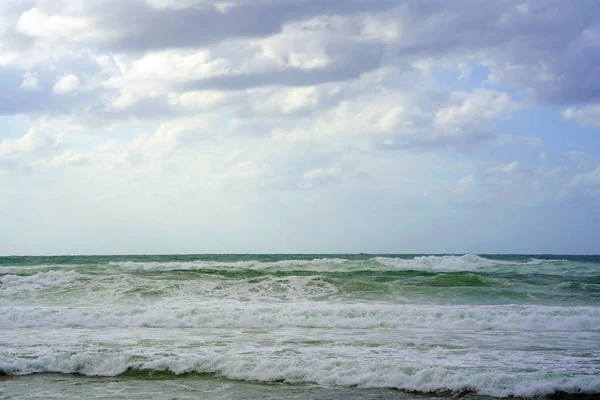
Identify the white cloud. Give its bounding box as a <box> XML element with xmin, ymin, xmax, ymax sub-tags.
<box><xmin>458</xmin><ymin>175</ymin><xmax>474</xmax><ymax>186</ymax></box>
<box><xmin>16</xmin><ymin>7</ymin><xmax>92</xmax><ymax>40</ymax></box>
<box><xmin>270</xmin><ymin>86</ymin><xmax>517</xmax><ymax>151</ymax></box>
<box><xmin>562</xmin><ymin>105</ymin><xmax>600</xmax><ymax>127</ymax></box>
<box><xmin>250</xmin><ymin>17</ymin><xmax>334</xmax><ymax>71</ymax></box>
<box><xmin>301</xmin><ymin>166</ymin><xmax>343</xmax><ymax>189</ymax></box>
<box><xmin>570</xmin><ymin>165</ymin><xmax>600</xmax><ymax>187</ymax></box>
<box><xmin>19</xmin><ymin>71</ymin><xmax>38</xmax><ymax>90</ymax></box>
<box><xmin>111</xmin><ymin>50</ymin><xmax>230</xmax><ymax>84</ymax></box>
<box><xmin>247</xmin><ymin>86</ymin><xmax>320</xmax><ymax>116</ymax></box>
<box><xmin>149</xmin><ymin>117</ymin><xmax>212</xmax><ymax>148</ymax></box>
<box><xmin>1</xmin><ymin>0</ymin><xmax>600</xmax><ymax>253</ymax></box>
<box><xmin>361</xmin><ymin>15</ymin><xmax>400</xmax><ymax>43</ymax></box>
<box><xmin>50</xmin><ymin>150</ymin><xmax>87</xmax><ymax>167</ymax></box>
<box><xmin>457</xmin><ymin>62</ymin><xmax>472</xmax><ymax>80</ymax></box>
<box><xmin>168</xmin><ymin>90</ymin><xmax>232</xmax><ymax>110</ymax></box>
<box><xmin>143</xmin><ymin>0</ymin><xmax>214</xmax><ymax>9</ymax></box>
<box><xmin>102</xmin><ymin>50</ymin><xmax>231</xmax><ymax>110</ymax></box>
<box><xmin>489</xmin><ymin>161</ymin><xmax>520</xmax><ymax>174</ymax></box>
<box><xmin>53</xmin><ymin>74</ymin><xmax>80</xmax><ymax>94</ymax></box>
<box><xmin>434</xmin><ymin>89</ymin><xmax>512</xmax><ymax>133</ymax></box>
<box><xmin>0</xmin><ymin>127</ymin><xmax>60</xmax><ymax>158</ymax></box>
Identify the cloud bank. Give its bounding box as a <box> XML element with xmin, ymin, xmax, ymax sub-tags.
<box><xmin>1</xmin><ymin>0</ymin><xmax>599</xmax><ymax>254</ymax></box>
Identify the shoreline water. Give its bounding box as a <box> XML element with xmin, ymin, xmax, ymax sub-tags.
<box><xmin>2</xmin><ymin>374</ymin><xmax>599</xmax><ymax>400</ymax></box>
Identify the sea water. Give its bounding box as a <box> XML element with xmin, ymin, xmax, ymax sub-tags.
<box><xmin>1</xmin><ymin>254</ymin><xmax>599</xmax><ymax>399</ymax></box>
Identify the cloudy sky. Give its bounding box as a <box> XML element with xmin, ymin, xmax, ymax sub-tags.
<box><xmin>1</xmin><ymin>0</ymin><xmax>599</xmax><ymax>255</ymax></box>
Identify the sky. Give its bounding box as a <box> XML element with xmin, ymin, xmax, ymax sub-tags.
<box><xmin>1</xmin><ymin>0</ymin><xmax>599</xmax><ymax>255</ymax></box>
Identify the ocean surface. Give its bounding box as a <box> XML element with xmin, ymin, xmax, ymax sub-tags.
<box><xmin>1</xmin><ymin>254</ymin><xmax>599</xmax><ymax>400</ymax></box>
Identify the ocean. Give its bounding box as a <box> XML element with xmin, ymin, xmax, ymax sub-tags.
<box><xmin>1</xmin><ymin>254</ymin><xmax>599</xmax><ymax>399</ymax></box>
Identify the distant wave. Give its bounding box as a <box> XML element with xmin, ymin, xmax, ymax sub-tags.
<box><xmin>103</xmin><ymin>254</ymin><xmax>566</xmax><ymax>272</ymax></box>
<box><xmin>0</xmin><ymin>255</ymin><xmax>572</xmax><ymax>275</ymax></box>
<box><xmin>108</xmin><ymin>258</ymin><xmax>350</xmax><ymax>271</ymax></box>
<box><xmin>373</xmin><ymin>254</ymin><xmax>562</xmax><ymax>271</ymax></box>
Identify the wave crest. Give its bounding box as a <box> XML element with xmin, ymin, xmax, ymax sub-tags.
<box><xmin>0</xmin><ymin>271</ymin><xmax>88</xmax><ymax>291</ymax></box>
<box><xmin>2</xmin><ymin>353</ymin><xmax>598</xmax><ymax>398</ymax></box>
<box><xmin>3</xmin><ymin>304</ymin><xmax>598</xmax><ymax>331</ymax></box>
<box><xmin>372</xmin><ymin>254</ymin><xmax>558</xmax><ymax>271</ymax></box>
<box><xmin>109</xmin><ymin>258</ymin><xmax>350</xmax><ymax>271</ymax></box>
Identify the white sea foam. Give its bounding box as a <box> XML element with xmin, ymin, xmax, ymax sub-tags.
<box><xmin>2</xmin><ymin>303</ymin><xmax>599</xmax><ymax>331</ymax></box>
<box><xmin>1</xmin><ymin>352</ymin><xmax>598</xmax><ymax>398</ymax></box>
<box><xmin>106</xmin><ymin>255</ymin><xmax>565</xmax><ymax>273</ymax></box>
<box><xmin>372</xmin><ymin>254</ymin><xmax>560</xmax><ymax>271</ymax></box>
<box><xmin>0</xmin><ymin>271</ymin><xmax>88</xmax><ymax>291</ymax></box>
<box><xmin>2</xmin><ymin>255</ymin><xmax>598</xmax><ymax>399</ymax></box>
<box><xmin>1</xmin><ymin>273</ymin><xmax>345</xmax><ymax>304</ymax></box>
<box><xmin>0</xmin><ymin>264</ymin><xmax>72</xmax><ymax>274</ymax></box>
<box><xmin>108</xmin><ymin>258</ymin><xmax>350</xmax><ymax>271</ymax></box>
<box><xmin>0</xmin><ymin>256</ymin><xmax>569</xmax><ymax>275</ymax></box>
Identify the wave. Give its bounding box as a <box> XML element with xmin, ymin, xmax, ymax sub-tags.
<box><xmin>0</xmin><ymin>255</ymin><xmax>573</xmax><ymax>277</ymax></box>
<box><xmin>105</xmin><ymin>255</ymin><xmax>566</xmax><ymax>273</ymax></box>
<box><xmin>0</xmin><ymin>271</ymin><xmax>88</xmax><ymax>291</ymax></box>
<box><xmin>2</xmin><ymin>273</ymin><xmax>345</xmax><ymax>301</ymax></box>
<box><xmin>109</xmin><ymin>258</ymin><xmax>351</xmax><ymax>271</ymax></box>
<box><xmin>1</xmin><ymin>353</ymin><xmax>598</xmax><ymax>398</ymax></box>
<box><xmin>2</xmin><ymin>268</ymin><xmax>593</xmax><ymax>306</ymax></box>
<box><xmin>372</xmin><ymin>254</ymin><xmax>562</xmax><ymax>271</ymax></box>
<box><xmin>3</xmin><ymin>304</ymin><xmax>598</xmax><ymax>331</ymax></box>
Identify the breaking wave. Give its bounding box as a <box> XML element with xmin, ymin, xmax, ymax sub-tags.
<box><xmin>109</xmin><ymin>258</ymin><xmax>350</xmax><ymax>271</ymax></box>
<box><xmin>372</xmin><ymin>254</ymin><xmax>560</xmax><ymax>271</ymax></box>
<box><xmin>0</xmin><ymin>270</ymin><xmax>88</xmax><ymax>291</ymax></box>
<box><xmin>2</xmin><ymin>254</ymin><xmax>598</xmax><ymax>400</ymax></box>
<box><xmin>2</xmin><ymin>304</ymin><xmax>598</xmax><ymax>331</ymax></box>
<box><xmin>2</xmin><ymin>353</ymin><xmax>598</xmax><ymax>398</ymax></box>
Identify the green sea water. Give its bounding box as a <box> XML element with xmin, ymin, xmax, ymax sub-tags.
<box><xmin>1</xmin><ymin>254</ymin><xmax>599</xmax><ymax>399</ymax></box>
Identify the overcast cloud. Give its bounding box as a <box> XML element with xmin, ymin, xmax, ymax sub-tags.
<box><xmin>1</xmin><ymin>0</ymin><xmax>599</xmax><ymax>254</ymax></box>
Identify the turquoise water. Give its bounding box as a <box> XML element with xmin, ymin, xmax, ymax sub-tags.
<box><xmin>1</xmin><ymin>254</ymin><xmax>599</xmax><ymax>399</ymax></box>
